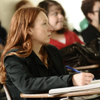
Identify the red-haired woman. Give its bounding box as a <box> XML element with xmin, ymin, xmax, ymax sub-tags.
<box><xmin>0</xmin><ymin>7</ymin><xmax>94</xmax><ymax>100</ymax></box>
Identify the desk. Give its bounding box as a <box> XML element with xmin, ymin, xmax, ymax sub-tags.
<box><xmin>67</xmin><ymin>64</ymin><xmax>99</xmax><ymax>72</ymax></box>
<box><xmin>20</xmin><ymin>88</ymin><xmax>100</xmax><ymax>98</ymax></box>
<box><xmin>20</xmin><ymin>64</ymin><xmax>100</xmax><ymax>99</ymax></box>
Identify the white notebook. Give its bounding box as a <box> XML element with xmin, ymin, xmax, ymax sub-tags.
<box><xmin>49</xmin><ymin>80</ymin><xmax>100</xmax><ymax>95</ymax></box>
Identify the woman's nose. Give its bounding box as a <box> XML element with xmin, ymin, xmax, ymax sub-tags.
<box><xmin>48</xmin><ymin>24</ymin><xmax>53</xmax><ymax>32</ymax></box>
<box><xmin>58</xmin><ymin>13</ymin><xmax>64</xmax><ymax>20</ymax></box>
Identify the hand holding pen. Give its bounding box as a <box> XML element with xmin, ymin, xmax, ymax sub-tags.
<box><xmin>65</xmin><ymin>65</ymin><xmax>94</xmax><ymax>86</ymax></box>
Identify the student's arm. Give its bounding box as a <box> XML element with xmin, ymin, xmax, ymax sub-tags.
<box><xmin>4</xmin><ymin>55</ymin><xmax>73</xmax><ymax>94</ymax></box>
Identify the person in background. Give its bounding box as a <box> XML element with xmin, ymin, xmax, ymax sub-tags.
<box><xmin>37</xmin><ymin>0</ymin><xmax>84</xmax><ymax>49</ymax></box>
<box><xmin>81</xmin><ymin>0</ymin><xmax>100</xmax><ymax>43</ymax></box>
<box><xmin>15</xmin><ymin>0</ymin><xmax>33</xmax><ymax>10</ymax></box>
<box><xmin>0</xmin><ymin>22</ymin><xmax>7</xmax><ymax>46</ymax></box>
<box><xmin>0</xmin><ymin>7</ymin><xmax>94</xmax><ymax>100</ymax></box>
<box><xmin>0</xmin><ymin>22</ymin><xmax>7</xmax><ymax>52</ymax></box>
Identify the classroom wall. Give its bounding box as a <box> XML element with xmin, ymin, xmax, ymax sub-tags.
<box><xmin>0</xmin><ymin>0</ymin><xmax>84</xmax><ymax>32</ymax></box>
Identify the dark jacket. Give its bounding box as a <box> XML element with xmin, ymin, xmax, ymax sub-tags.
<box><xmin>81</xmin><ymin>24</ymin><xmax>100</xmax><ymax>43</ymax></box>
<box><xmin>4</xmin><ymin>44</ymin><xmax>73</xmax><ymax>100</ymax></box>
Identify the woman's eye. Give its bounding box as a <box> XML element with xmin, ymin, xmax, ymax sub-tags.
<box><xmin>43</xmin><ymin>22</ymin><xmax>46</xmax><ymax>25</ymax></box>
<box><xmin>54</xmin><ymin>12</ymin><xmax>57</xmax><ymax>15</ymax></box>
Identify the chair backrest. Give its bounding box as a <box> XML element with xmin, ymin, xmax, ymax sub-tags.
<box><xmin>3</xmin><ymin>84</ymin><xmax>12</xmax><ymax>100</ymax></box>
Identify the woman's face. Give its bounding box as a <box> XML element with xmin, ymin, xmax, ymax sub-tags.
<box><xmin>30</xmin><ymin>11</ymin><xmax>53</xmax><ymax>45</ymax></box>
<box><xmin>48</xmin><ymin>5</ymin><xmax>64</xmax><ymax>31</ymax></box>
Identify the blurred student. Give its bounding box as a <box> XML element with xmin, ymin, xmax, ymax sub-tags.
<box><xmin>0</xmin><ymin>7</ymin><xmax>94</xmax><ymax>100</ymax></box>
<box><xmin>0</xmin><ymin>22</ymin><xmax>7</xmax><ymax>46</ymax></box>
<box><xmin>38</xmin><ymin>0</ymin><xmax>84</xmax><ymax>49</ymax></box>
<box><xmin>81</xmin><ymin>0</ymin><xmax>100</xmax><ymax>43</ymax></box>
<box><xmin>0</xmin><ymin>22</ymin><xmax>7</xmax><ymax>51</ymax></box>
<box><xmin>16</xmin><ymin>0</ymin><xmax>33</xmax><ymax>10</ymax></box>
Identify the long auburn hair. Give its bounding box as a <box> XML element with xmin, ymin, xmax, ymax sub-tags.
<box><xmin>0</xmin><ymin>7</ymin><xmax>46</xmax><ymax>84</ymax></box>
<box><xmin>38</xmin><ymin>0</ymin><xmax>69</xmax><ymax>33</ymax></box>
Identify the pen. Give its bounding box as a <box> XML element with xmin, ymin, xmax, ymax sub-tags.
<box><xmin>65</xmin><ymin>65</ymin><xmax>81</xmax><ymax>73</ymax></box>
<box><xmin>65</xmin><ymin>65</ymin><xmax>95</xmax><ymax>80</ymax></box>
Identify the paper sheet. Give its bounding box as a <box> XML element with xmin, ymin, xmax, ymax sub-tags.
<box><xmin>49</xmin><ymin>79</ymin><xmax>100</xmax><ymax>95</ymax></box>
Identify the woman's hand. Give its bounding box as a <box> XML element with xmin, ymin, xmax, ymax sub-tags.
<box><xmin>72</xmin><ymin>72</ymin><xmax>94</xmax><ymax>86</ymax></box>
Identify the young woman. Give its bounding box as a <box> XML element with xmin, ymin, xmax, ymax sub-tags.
<box><xmin>0</xmin><ymin>7</ymin><xmax>94</xmax><ymax>100</ymax></box>
<box><xmin>38</xmin><ymin>0</ymin><xmax>85</xmax><ymax>49</ymax></box>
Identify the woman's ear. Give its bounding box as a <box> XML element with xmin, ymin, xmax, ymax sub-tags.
<box><xmin>27</xmin><ymin>27</ymin><xmax>33</xmax><ymax>35</ymax></box>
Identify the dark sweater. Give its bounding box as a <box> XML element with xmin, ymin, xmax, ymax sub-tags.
<box><xmin>81</xmin><ymin>24</ymin><xmax>100</xmax><ymax>43</ymax></box>
<box><xmin>4</xmin><ymin>45</ymin><xmax>73</xmax><ymax>100</ymax></box>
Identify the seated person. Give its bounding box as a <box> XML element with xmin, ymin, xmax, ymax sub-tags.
<box><xmin>16</xmin><ymin>0</ymin><xmax>33</xmax><ymax>10</ymax></box>
<box><xmin>81</xmin><ymin>0</ymin><xmax>100</xmax><ymax>43</ymax></box>
<box><xmin>0</xmin><ymin>22</ymin><xmax>7</xmax><ymax>46</ymax></box>
<box><xmin>0</xmin><ymin>7</ymin><xmax>94</xmax><ymax>100</ymax></box>
<box><xmin>37</xmin><ymin>0</ymin><xmax>85</xmax><ymax>49</ymax></box>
